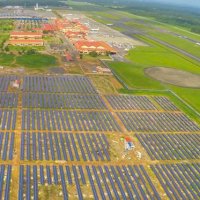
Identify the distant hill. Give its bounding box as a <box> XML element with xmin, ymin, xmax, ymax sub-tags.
<box><xmin>71</xmin><ymin>0</ymin><xmax>200</xmax><ymax>34</ymax></box>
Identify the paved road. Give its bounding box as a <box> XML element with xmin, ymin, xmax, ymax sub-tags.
<box><xmin>58</xmin><ymin>32</ymin><xmax>79</xmax><ymax>60</ymax></box>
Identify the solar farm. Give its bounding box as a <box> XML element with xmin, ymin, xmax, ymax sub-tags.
<box><xmin>0</xmin><ymin>74</ymin><xmax>199</xmax><ymax>199</ymax></box>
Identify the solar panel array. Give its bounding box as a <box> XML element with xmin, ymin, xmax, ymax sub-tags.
<box><xmin>106</xmin><ymin>95</ymin><xmax>157</xmax><ymax>110</ymax></box>
<box><xmin>22</xmin><ymin>75</ymin><xmax>97</xmax><ymax>93</ymax></box>
<box><xmin>22</xmin><ymin>110</ymin><xmax>120</xmax><ymax>131</ymax></box>
<box><xmin>22</xmin><ymin>93</ymin><xmax>106</xmax><ymax>109</ymax></box>
<box><xmin>21</xmin><ymin>132</ymin><xmax>110</xmax><ymax>161</ymax></box>
<box><xmin>0</xmin><ymin>110</ymin><xmax>17</xmax><ymax>130</ymax></box>
<box><xmin>0</xmin><ymin>132</ymin><xmax>14</xmax><ymax>160</ymax></box>
<box><xmin>0</xmin><ymin>93</ymin><xmax>18</xmax><ymax>108</ymax></box>
<box><xmin>153</xmin><ymin>96</ymin><xmax>179</xmax><ymax>111</ymax></box>
<box><xmin>0</xmin><ymin>165</ymin><xmax>12</xmax><ymax>200</ymax></box>
<box><xmin>0</xmin><ymin>75</ymin><xmax>18</xmax><ymax>92</ymax></box>
<box><xmin>19</xmin><ymin>165</ymin><xmax>161</xmax><ymax>200</ymax></box>
<box><xmin>136</xmin><ymin>133</ymin><xmax>200</xmax><ymax>160</ymax></box>
<box><xmin>118</xmin><ymin>112</ymin><xmax>200</xmax><ymax>132</ymax></box>
<box><xmin>0</xmin><ymin>75</ymin><xmax>199</xmax><ymax>199</ymax></box>
<box><xmin>151</xmin><ymin>163</ymin><xmax>200</xmax><ymax>200</ymax></box>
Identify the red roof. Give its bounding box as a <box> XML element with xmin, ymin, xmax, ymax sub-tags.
<box><xmin>65</xmin><ymin>31</ymin><xmax>86</xmax><ymax>38</ymax></box>
<box><xmin>54</xmin><ymin>19</ymin><xmax>89</xmax><ymax>33</ymax></box>
<box><xmin>43</xmin><ymin>24</ymin><xmax>55</xmax><ymax>31</ymax></box>
<box><xmin>9</xmin><ymin>39</ymin><xmax>43</xmax><ymax>44</ymax></box>
<box><xmin>65</xmin><ymin>52</ymin><xmax>73</xmax><ymax>61</ymax></box>
<box><xmin>74</xmin><ymin>40</ymin><xmax>116</xmax><ymax>53</ymax></box>
<box><xmin>10</xmin><ymin>32</ymin><xmax>43</xmax><ymax>36</ymax></box>
<box><xmin>125</xmin><ymin>137</ymin><xmax>132</xmax><ymax>142</ymax></box>
<box><xmin>66</xmin><ymin>31</ymin><xmax>85</xmax><ymax>35</ymax></box>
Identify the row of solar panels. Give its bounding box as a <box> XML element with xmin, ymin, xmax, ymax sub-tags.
<box><xmin>1</xmin><ymin>163</ymin><xmax>198</xmax><ymax>200</ymax></box>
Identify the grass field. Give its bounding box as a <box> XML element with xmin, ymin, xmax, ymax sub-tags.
<box><xmin>16</xmin><ymin>54</ymin><xmax>57</xmax><ymax>68</ymax></box>
<box><xmin>0</xmin><ymin>34</ymin><xmax>9</xmax><ymax>48</ymax></box>
<box><xmin>127</xmin><ymin>36</ymin><xmax>200</xmax><ymax>73</ymax></box>
<box><xmin>0</xmin><ymin>19</ymin><xmax>13</xmax><ymax>31</ymax></box>
<box><xmin>107</xmin><ymin>35</ymin><xmax>200</xmax><ymax>115</ymax></box>
<box><xmin>108</xmin><ymin>62</ymin><xmax>164</xmax><ymax>90</ymax></box>
<box><xmin>8</xmin><ymin>45</ymin><xmax>45</xmax><ymax>52</ymax></box>
<box><xmin>149</xmin><ymin>32</ymin><xmax>200</xmax><ymax>58</ymax></box>
<box><xmin>67</xmin><ymin>1</ymin><xmax>109</xmax><ymax>11</ymax></box>
<box><xmin>84</xmin><ymin>6</ymin><xmax>200</xmax><ymax>116</ymax></box>
<box><xmin>0</xmin><ymin>53</ymin><xmax>15</xmax><ymax>66</ymax></box>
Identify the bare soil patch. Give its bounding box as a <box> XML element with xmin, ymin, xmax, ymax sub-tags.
<box><xmin>145</xmin><ymin>67</ymin><xmax>200</xmax><ymax>88</ymax></box>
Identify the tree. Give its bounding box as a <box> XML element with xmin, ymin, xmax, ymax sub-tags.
<box><xmin>4</xmin><ymin>46</ymin><xmax>9</xmax><ymax>52</ymax></box>
<box><xmin>26</xmin><ymin>49</ymin><xmax>37</xmax><ymax>55</ymax></box>
<box><xmin>89</xmin><ymin>51</ymin><xmax>98</xmax><ymax>57</ymax></box>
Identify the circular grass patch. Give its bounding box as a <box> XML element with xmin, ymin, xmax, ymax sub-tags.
<box><xmin>145</xmin><ymin>67</ymin><xmax>200</xmax><ymax>88</ymax></box>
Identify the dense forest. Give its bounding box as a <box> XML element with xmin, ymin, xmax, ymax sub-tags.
<box><xmin>74</xmin><ymin>0</ymin><xmax>200</xmax><ymax>34</ymax></box>
<box><xmin>119</xmin><ymin>2</ymin><xmax>200</xmax><ymax>34</ymax></box>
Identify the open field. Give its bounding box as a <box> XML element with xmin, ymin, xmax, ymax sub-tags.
<box><xmin>0</xmin><ymin>19</ymin><xmax>14</xmax><ymax>31</ymax></box>
<box><xmin>145</xmin><ymin>67</ymin><xmax>200</xmax><ymax>88</ymax></box>
<box><xmin>108</xmin><ymin>59</ymin><xmax>200</xmax><ymax>114</ymax></box>
<box><xmin>108</xmin><ymin>61</ymin><xmax>164</xmax><ymax>90</ymax></box>
<box><xmin>0</xmin><ymin>53</ymin><xmax>58</xmax><ymax>70</ymax></box>
<box><xmin>90</xmin><ymin>9</ymin><xmax>200</xmax><ymax>114</ymax></box>
<box><xmin>7</xmin><ymin>45</ymin><xmax>45</xmax><ymax>52</ymax></box>
<box><xmin>126</xmin><ymin>36</ymin><xmax>200</xmax><ymax>73</ymax></box>
<box><xmin>107</xmin><ymin>34</ymin><xmax>200</xmax><ymax>113</ymax></box>
<box><xmin>149</xmin><ymin>32</ymin><xmax>200</xmax><ymax>58</ymax></box>
<box><xmin>16</xmin><ymin>54</ymin><xmax>57</xmax><ymax>69</ymax></box>
<box><xmin>0</xmin><ymin>53</ymin><xmax>15</xmax><ymax>66</ymax></box>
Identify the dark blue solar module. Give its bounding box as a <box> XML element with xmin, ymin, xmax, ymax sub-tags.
<box><xmin>20</xmin><ymin>132</ymin><xmax>110</xmax><ymax>161</ymax></box>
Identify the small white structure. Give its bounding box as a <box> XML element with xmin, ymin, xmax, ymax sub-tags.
<box><xmin>96</xmin><ymin>66</ymin><xmax>111</xmax><ymax>74</ymax></box>
<box><xmin>124</xmin><ymin>137</ymin><xmax>135</xmax><ymax>151</ymax></box>
<box><xmin>11</xmin><ymin>80</ymin><xmax>20</xmax><ymax>89</ymax></box>
<box><xmin>34</xmin><ymin>3</ymin><xmax>44</xmax><ymax>11</ymax></box>
<box><xmin>136</xmin><ymin>151</ymin><xmax>142</xmax><ymax>159</ymax></box>
<box><xmin>34</xmin><ymin>3</ymin><xmax>39</xmax><ymax>10</ymax></box>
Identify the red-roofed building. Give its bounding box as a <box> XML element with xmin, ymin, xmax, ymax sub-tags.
<box><xmin>42</xmin><ymin>23</ymin><xmax>56</xmax><ymax>32</ymax></box>
<box><xmin>8</xmin><ymin>39</ymin><xmax>44</xmax><ymax>46</ymax></box>
<box><xmin>125</xmin><ymin>137</ymin><xmax>132</xmax><ymax>142</ymax></box>
<box><xmin>65</xmin><ymin>52</ymin><xmax>73</xmax><ymax>62</ymax></box>
<box><xmin>65</xmin><ymin>31</ymin><xmax>86</xmax><ymax>40</ymax></box>
<box><xmin>9</xmin><ymin>31</ymin><xmax>44</xmax><ymax>46</ymax></box>
<box><xmin>10</xmin><ymin>31</ymin><xmax>43</xmax><ymax>40</ymax></box>
<box><xmin>74</xmin><ymin>40</ymin><xmax>116</xmax><ymax>55</ymax></box>
<box><xmin>54</xmin><ymin>19</ymin><xmax>89</xmax><ymax>34</ymax></box>
<box><xmin>124</xmin><ymin>137</ymin><xmax>135</xmax><ymax>151</ymax></box>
